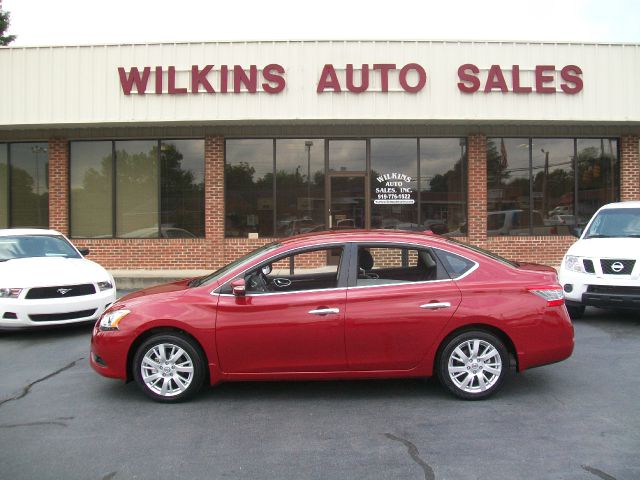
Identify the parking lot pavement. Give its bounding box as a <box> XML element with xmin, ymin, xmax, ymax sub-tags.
<box><xmin>1</xmin><ymin>306</ymin><xmax>639</xmax><ymax>480</ymax></box>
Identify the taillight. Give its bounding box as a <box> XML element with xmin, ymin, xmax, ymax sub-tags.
<box><xmin>527</xmin><ymin>285</ymin><xmax>564</xmax><ymax>307</ymax></box>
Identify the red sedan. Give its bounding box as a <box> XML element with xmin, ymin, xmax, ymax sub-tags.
<box><xmin>91</xmin><ymin>230</ymin><xmax>573</xmax><ymax>402</ymax></box>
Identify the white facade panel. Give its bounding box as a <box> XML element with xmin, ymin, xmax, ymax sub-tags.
<box><xmin>0</xmin><ymin>40</ymin><xmax>639</xmax><ymax>128</ymax></box>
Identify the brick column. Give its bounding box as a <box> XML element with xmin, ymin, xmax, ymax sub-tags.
<box><xmin>620</xmin><ymin>135</ymin><xmax>640</xmax><ymax>201</ymax></box>
<box><xmin>467</xmin><ymin>134</ymin><xmax>487</xmax><ymax>246</ymax></box>
<box><xmin>204</xmin><ymin>135</ymin><xmax>225</xmax><ymax>267</ymax></box>
<box><xmin>48</xmin><ymin>138</ymin><xmax>69</xmax><ymax>234</ymax></box>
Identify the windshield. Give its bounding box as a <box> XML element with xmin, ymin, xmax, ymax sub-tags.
<box><xmin>0</xmin><ymin>235</ymin><xmax>81</xmax><ymax>261</ymax></box>
<box><xmin>444</xmin><ymin>237</ymin><xmax>520</xmax><ymax>268</ymax></box>
<box><xmin>191</xmin><ymin>241</ymin><xmax>282</xmax><ymax>287</ymax></box>
<box><xmin>584</xmin><ymin>208</ymin><xmax>640</xmax><ymax>239</ymax></box>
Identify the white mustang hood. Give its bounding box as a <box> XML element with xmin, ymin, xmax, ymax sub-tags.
<box><xmin>0</xmin><ymin>257</ymin><xmax>111</xmax><ymax>288</ymax></box>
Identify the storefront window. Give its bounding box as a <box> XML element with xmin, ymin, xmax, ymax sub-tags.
<box><xmin>70</xmin><ymin>139</ymin><xmax>204</xmax><ymax>238</ymax></box>
<box><xmin>115</xmin><ymin>141</ymin><xmax>158</xmax><ymax>237</ymax></box>
<box><xmin>10</xmin><ymin>143</ymin><xmax>49</xmax><ymax>228</ymax></box>
<box><xmin>70</xmin><ymin>141</ymin><xmax>113</xmax><ymax>238</ymax></box>
<box><xmin>329</xmin><ymin>140</ymin><xmax>366</xmax><ymax>172</ymax></box>
<box><xmin>487</xmin><ymin>137</ymin><xmax>620</xmax><ymax>235</ymax></box>
<box><xmin>371</xmin><ymin>139</ymin><xmax>418</xmax><ymax>229</ymax></box>
<box><xmin>225</xmin><ymin>139</ymin><xmax>274</xmax><ymax>237</ymax></box>
<box><xmin>0</xmin><ymin>144</ymin><xmax>7</xmax><ymax>228</ymax></box>
<box><xmin>275</xmin><ymin>139</ymin><xmax>325</xmax><ymax>236</ymax></box>
<box><xmin>420</xmin><ymin>138</ymin><xmax>467</xmax><ymax>235</ymax></box>
<box><xmin>161</xmin><ymin>140</ymin><xmax>205</xmax><ymax>238</ymax></box>
<box><xmin>532</xmin><ymin>139</ymin><xmax>575</xmax><ymax>232</ymax></box>
<box><xmin>577</xmin><ymin>139</ymin><xmax>619</xmax><ymax>223</ymax></box>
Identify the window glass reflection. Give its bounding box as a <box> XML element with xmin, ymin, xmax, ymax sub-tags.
<box><xmin>225</xmin><ymin>139</ymin><xmax>274</xmax><ymax>237</ymax></box>
<box><xmin>329</xmin><ymin>140</ymin><xmax>366</xmax><ymax>172</ymax></box>
<box><xmin>116</xmin><ymin>141</ymin><xmax>159</xmax><ymax>238</ymax></box>
<box><xmin>370</xmin><ymin>139</ymin><xmax>417</xmax><ymax>229</ymax></box>
<box><xmin>532</xmin><ymin>139</ymin><xmax>574</xmax><ymax>234</ymax></box>
<box><xmin>275</xmin><ymin>139</ymin><xmax>325</xmax><ymax>236</ymax></box>
<box><xmin>10</xmin><ymin>143</ymin><xmax>49</xmax><ymax>228</ymax></box>
<box><xmin>577</xmin><ymin>139</ymin><xmax>619</xmax><ymax>225</ymax></box>
<box><xmin>70</xmin><ymin>141</ymin><xmax>113</xmax><ymax>238</ymax></box>
<box><xmin>487</xmin><ymin>138</ymin><xmax>530</xmax><ymax>235</ymax></box>
<box><xmin>161</xmin><ymin>140</ymin><xmax>205</xmax><ymax>238</ymax></box>
<box><xmin>0</xmin><ymin>144</ymin><xmax>7</xmax><ymax>228</ymax></box>
<box><xmin>420</xmin><ymin>138</ymin><xmax>467</xmax><ymax>235</ymax></box>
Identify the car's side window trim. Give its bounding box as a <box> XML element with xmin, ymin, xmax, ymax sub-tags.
<box><xmin>432</xmin><ymin>247</ymin><xmax>479</xmax><ymax>281</ymax></box>
<box><xmin>215</xmin><ymin>242</ymin><xmax>350</xmax><ymax>296</ymax></box>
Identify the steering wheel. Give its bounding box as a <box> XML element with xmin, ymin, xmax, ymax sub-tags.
<box><xmin>247</xmin><ymin>270</ymin><xmax>269</xmax><ymax>292</ymax></box>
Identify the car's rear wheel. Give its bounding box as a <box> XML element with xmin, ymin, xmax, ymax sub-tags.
<box><xmin>133</xmin><ymin>333</ymin><xmax>205</xmax><ymax>403</ymax></box>
<box><xmin>437</xmin><ymin>331</ymin><xmax>508</xmax><ymax>400</ymax></box>
<box><xmin>566</xmin><ymin>305</ymin><xmax>585</xmax><ymax>319</ymax></box>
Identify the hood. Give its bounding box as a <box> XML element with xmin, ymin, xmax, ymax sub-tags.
<box><xmin>566</xmin><ymin>237</ymin><xmax>640</xmax><ymax>259</ymax></box>
<box><xmin>0</xmin><ymin>257</ymin><xmax>111</xmax><ymax>288</ymax></box>
<box><xmin>118</xmin><ymin>278</ymin><xmax>193</xmax><ymax>303</ymax></box>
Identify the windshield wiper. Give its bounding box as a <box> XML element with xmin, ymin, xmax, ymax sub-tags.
<box><xmin>585</xmin><ymin>234</ymin><xmax>611</xmax><ymax>239</ymax></box>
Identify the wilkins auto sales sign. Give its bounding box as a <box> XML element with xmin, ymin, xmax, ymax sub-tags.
<box><xmin>118</xmin><ymin>62</ymin><xmax>583</xmax><ymax>95</ymax></box>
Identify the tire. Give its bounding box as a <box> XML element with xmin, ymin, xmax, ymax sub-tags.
<box><xmin>566</xmin><ymin>305</ymin><xmax>585</xmax><ymax>319</ymax></box>
<box><xmin>133</xmin><ymin>333</ymin><xmax>206</xmax><ymax>403</ymax></box>
<box><xmin>437</xmin><ymin>330</ymin><xmax>509</xmax><ymax>400</ymax></box>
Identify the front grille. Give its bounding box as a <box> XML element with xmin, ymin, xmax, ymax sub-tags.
<box><xmin>600</xmin><ymin>259</ymin><xmax>635</xmax><ymax>275</ymax></box>
<box><xmin>29</xmin><ymin>309</ymin><xmax>97</xmax><ymax>322</ymax></box>
<box><xmin>25</xmin><ymin>284</ymin><xmax>96</xmax><ymax>299</ymax></box>
<box><xmin>583</xmin><ymin>259</ymin><xmax>595</xmax><ymax>273</ymax></box>
<box><xmin>587</xmin><ymin>285</ymin><xmax>640</xmax><ymax>296</ymax></box>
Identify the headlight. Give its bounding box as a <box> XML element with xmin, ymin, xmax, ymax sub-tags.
<box><xmin>99</xmin><ymin>309</ymin><xmax>130</xmax><ymax>331</ymax></box>
<box><xmin>97</xmin><ymin>281</ymin><xmax>114</xmax><ymax>291</ymax></box>
<box><xmin>0</xmin><ymin>288</ymin><xmax>22</xmax><ymax>298</ymax></box>
<box><xmin>564</xmin><ymin>255</ymin><xmax>585</xmax><ymax>273</ymax></box>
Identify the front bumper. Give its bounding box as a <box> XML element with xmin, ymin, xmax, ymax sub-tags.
<box><xmin>559</xmin><ymin>269</ymin><xmax>640</xmax><ymax>310</ymax></box>
<box><xmin>0</xmin><ymin>289</ymin><xmax>116</xmax><ymax>329</ymax></box>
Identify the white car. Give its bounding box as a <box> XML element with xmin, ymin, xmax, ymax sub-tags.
<box><xmin>559</xmin><ymin>201</ymin><xmax>640</xmax><ymax>318</ymax></box>
<box><xmin>0</xmin><ymin>229</ymin><xmax>116</xmax><ymax>329</ymax></box>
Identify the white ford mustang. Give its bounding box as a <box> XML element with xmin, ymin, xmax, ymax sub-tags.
<box><xmin>0</xmin><ymin>229</ymin><xmax>116</xmax><ymax>329</ymax></box>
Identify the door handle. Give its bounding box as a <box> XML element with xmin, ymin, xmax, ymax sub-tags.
<box><xmin>308</xmin><ymin>308</ymin><xmax>340</xmax><ymax>315</ymax></box>
<box><xmin>420</xmin><ymin>302</ymin><xmax>451</xmax><ymax>310</ymax></box>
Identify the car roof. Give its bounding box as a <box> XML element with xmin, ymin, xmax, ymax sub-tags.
<box><xmin>0</xmin><ymin>228</ymin><xmax>63</xmax><ymax>237</ymax></box>
<box><xmin>599</xmin><ymin>201</ymin><xmax>640</xmax><ymax>210</ymax></box>
<box><xmin>276</xmin><ymin>229</ymin><xmax>454</xmax><ymax>248</ymax></box>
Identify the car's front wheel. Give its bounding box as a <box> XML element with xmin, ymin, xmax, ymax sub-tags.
<box><xmin>437</xmin><ymin>331</ymin><xmax>509</xmax><ymax>400</ymax></box>
<box><xmin>133</xmin><ymin>333</ymin><xmax>206</xmax><ymax>403</ymax></box>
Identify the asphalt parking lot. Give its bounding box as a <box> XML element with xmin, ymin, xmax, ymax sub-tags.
<box><xmin>1</xmin><ymin>304</ymin><xmax>639</xmax><ymax>480</ymax></box>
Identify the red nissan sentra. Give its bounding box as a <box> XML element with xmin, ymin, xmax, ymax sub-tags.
<box><xmin>91</xmin><ymin>230</ymin><xmax>573</xmax><ymax>402</ymax></box>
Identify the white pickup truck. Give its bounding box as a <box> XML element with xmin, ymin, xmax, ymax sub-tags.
<box><xmin>559</xmin><ymin>201</ymin><xmax>640</xmax><ymax>318</ymax></box>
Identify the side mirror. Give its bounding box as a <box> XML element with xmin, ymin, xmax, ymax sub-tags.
<box><xmin>570</xmin><ymin>227</ymin><xmax>583</xmax><ymax>238</ymax></box>
<box><xmin>78</xmin><ymin>248</ymin><xmax>90</xmax><ymax>256</ymax></box>
<box><xmin>231</xmin><ymin>278</ymin><xmax>246</xmax><ymax>296</ymax></box>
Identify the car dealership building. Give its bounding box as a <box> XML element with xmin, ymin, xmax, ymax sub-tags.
<box><xmin>1</xmin><ymin>40</ymin><xmax>638</xmax><ymax>270</ymax></box>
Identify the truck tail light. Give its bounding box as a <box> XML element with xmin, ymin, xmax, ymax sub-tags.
<box><xmin>527</xmin><ymin>285</ymin><xmax>565</xmax><ymax>307</ymax></box>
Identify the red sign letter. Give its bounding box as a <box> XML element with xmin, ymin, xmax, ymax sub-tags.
<box><xmin>511</xmin><ymin>65</ymin><xmax>532</xmax><ymax>93</ymax></box>
<box><xmin>118</xmin><ymin>67</ymin><xmax>151</xmax><ymax>95</ymax></box>
<box><xmin>484</xmin><ymin>65</ymin><xmax>508</xmax><ymax>93</ymax></box>
<box><xmin>317</xmin><ymin>64</ymin><xmax>341</xmax><ymax>93</ymax></box>
<box><xmin>262</xmin><ymin>64</ymin><xmax>286</xmax><ymax>94</ymax></box>
<box><xmin>457</xmin><ymin>64</ymin><xmax>480</xmax><ymax>93</ymax></box>
<box><xmin>560</xmin><ymin>65</ymin><xmax>583</xmax><ymax>94</ymax></box>
<box><xmin>191</xmin><ymin>65</ymin><xmax>215</xmax><ymax>93</ymax></box>
<box><xmin>535</xmin><ymin>65</ymin><xmax>556</xmax><ymax>93</ymax></box>
<box><xmin>346</xmin><ymin>64</ymin><xmax>369</xmax><ymax>93</ymax></box>
<box><xmin>373</xmin><ymin>64</ymin><xmax>396</xmax><ymax>92</ymax></box>
<box><xmin>399</xmin><ymin>63</ymin><xmax>426</xmax><ymax>93</ymax></box>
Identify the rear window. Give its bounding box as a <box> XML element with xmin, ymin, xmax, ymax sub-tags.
<box><xmin>434</xmin><ymin>249</ymin><xmax>476</xmax><ymax>279</ymax></box>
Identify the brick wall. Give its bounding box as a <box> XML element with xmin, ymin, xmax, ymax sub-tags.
<box><xmin>467</xmin><ymin>134</ymin><xmax>487</xmax><ymax>245</ymax></box>
<box><xmin>48</xmin><ymin>138</ymin><xmax>68</xmax><ymax>234</ymax></box>
<box><xmin>43</xmin><ymin>133</ymin><xmax>640</xmax><ymax>271</ymax></box>
<box><xmin>620</xmin><ymin>135</ymin><xmax>639</xmax><ymax>201</ymax></box>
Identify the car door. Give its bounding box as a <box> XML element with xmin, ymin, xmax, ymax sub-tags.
<box><xmin>345</xmin><ymin>243</ymin><xmax>462</xmax><ymax>371</ymax></box>
<box><xmin>216</xmin><ymin>245</ymin><xmax>349</xmax><ymax>373</ymax></box>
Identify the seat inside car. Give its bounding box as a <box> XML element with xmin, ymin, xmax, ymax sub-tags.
<box><xmin>358</xmin><ymin>249</ymin><xmax>374</xmax><ymax>278</ymax></box>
